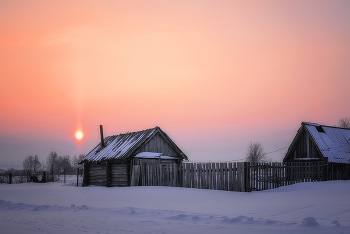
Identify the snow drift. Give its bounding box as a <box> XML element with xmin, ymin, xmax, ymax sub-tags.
<box><xmin>1</xmin><ymin>181</ymin><xmax>350</xmax><ymax>233</ymax></box>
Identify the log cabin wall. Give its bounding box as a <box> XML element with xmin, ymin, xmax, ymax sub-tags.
<box><xmin>86</xmin><ymin>158</ymin><xmax>183</xmax><ymax>187</ymax></box>
<box><xmin>111</xmin><ymin>162</ymin><xmax>129</xmax><ymax>187</ymax></box>
<box><xmin>89</xmin><ymin>163</ymin><xmax>107</xmax><ymax>186</ymax></box>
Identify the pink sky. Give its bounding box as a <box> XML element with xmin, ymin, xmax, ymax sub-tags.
<box><xmin>1</xmin><ymin>0</ymin><xmax>350</xmax><ymax>169</ymax></box>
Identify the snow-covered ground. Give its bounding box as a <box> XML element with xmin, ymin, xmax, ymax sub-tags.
<box><xmin>0</xmin><ymin>181</ymin><xmax>349</xmax><ymax>234</ymax></box>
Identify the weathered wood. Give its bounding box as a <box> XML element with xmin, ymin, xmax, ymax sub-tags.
<box><xmin>186</xmin><ymin>163</ymin><xmax>190</xmax><ymax>188</ymax></box>
<box><xmin>83</xmin><ymin>163</ymin><xmax>89</xmax><ymax>186</ymax></box>
<box><xmin>236</xmin><ymin>162</ymin><xmax>241</xmax><ymax>191</ymax></box>
<box><xmin>244</xmin><ymin>162</ymin><xmax>249</xmax><ymax>192</ymax></box>
<box><xmin>202</xmin><ymin>163</ymin><xmax>206</xmax><ymax>189</ymax></box>
<box><xmin>111</xmin><ymin>163</ymin><xmax>129</xmax><ymax>187</ymax></box>
<box><xmin>228</xmin><ymin>163</ymin><xmax>233</xmax><ymax>191</ymax></box>
<box><xmin>223</xmin><ymin>163</ymin><xmax>228</xmax><ymax>191</ymax></box>
<box><xmin>130</xmin><ymin>165</ymin><xmax>140</xmax><ymax>186</ymax></box>
<box><xmin>196</xmin><ymin>163</ymin><xmax>201</xmax><ymax>189</ymax></box>
<box><xmin>210</xmin><ymin>163</ymin><xmax>215</xmax><ymax>190</ymax></box>
<box><xmin>106</xmin><ymin>162</ymin><xmax>111</xmax><ymax>187</ymax></box>
<box><xmin>233</xmin><ymin>163</ymin><xmax>237</xmax><ymax>191</ymax></box>
<box><xmin>86</xmin><ymin>160</ymin><xmax>349</xmax><ymax>191</ymax></box>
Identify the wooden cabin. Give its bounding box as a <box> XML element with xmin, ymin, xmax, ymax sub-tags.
<box><xmin>79</xmin><ymin>126</ymin><xmax>188</xmax><ymax>187</ymax></box>
<box><xmin>283</xmin><ymin>122</ymin><xmax>350</xmax><ymax>164</ymax></box>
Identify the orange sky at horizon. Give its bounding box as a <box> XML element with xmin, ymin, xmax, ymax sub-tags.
<box><xmin>1</xmin><ymin>0</ymin><xmax>350</xmax><ymax>168</ymax></box>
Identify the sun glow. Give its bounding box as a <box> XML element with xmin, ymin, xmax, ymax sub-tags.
<box><xmin>75</xmin><ymin>131</ymin><xmax>83</xmax><ymax>140</ymax></box>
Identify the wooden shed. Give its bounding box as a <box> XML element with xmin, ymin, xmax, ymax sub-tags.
<box><xmin>79</xmin><ymin>126</ymin><xmax>188</xmax><ymax>187</ymax></box>
<box><xmin>283</xmin><ymin>122</ymin><xmax>350</xmax><ymax>164</ymax></box>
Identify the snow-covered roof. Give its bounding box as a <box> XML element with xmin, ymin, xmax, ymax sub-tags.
<box><xmin>80</xmin><ymin>127</ymin><xmax>187</xmax><ymax>163</ymax></box>
<box><xmin>304</xmin><ymin>123</ymin><xmax>350</xmax><ymax>164</ymax></box>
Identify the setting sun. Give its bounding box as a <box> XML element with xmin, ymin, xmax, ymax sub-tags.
<box><xmin>75</xmin><ymin>131</ymin><xmax>83</xmax><ymax>140</ymax></box>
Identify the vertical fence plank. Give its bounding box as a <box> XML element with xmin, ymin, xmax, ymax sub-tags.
<box><xmin>237</xmin><ymin>163</ymin><xmax>242</xmax><ymax>191</ymax></box>
<box><xmin>214</xmin><ymin>163</ymin><xmax>216</xmax><ymax>190</ymax></box>
<box><xmin>257</xmin><ymin>163</ymin><xmax>260</xmax><ymax>191</ymax></box>
<box><xmin>262</xmin><ymin>163</ymin><xmax>265</xmax><ymax>190</ymax></box>
<box><xmin>185</xmin><ymin>163</ymin><xmax>189</xmax><ymax>188</ymax></box>
<box><xmin>228</xmin><ymin>163</ymin><xmax>233</xmax><ymax>191</ymax></box>
<box><xmin>189</xmin><ymin>163</ymin><xmax>193</xmax><ymax>188</ymax></box>
<box><xmin>236</xmin><ymin>163</ymin><xmax>240</xmax><ymax>191</ymax></box>
<box><xmin>219</xmin><ymin>163</ymin><xmax>224</xmax><ymax>191</ymax></box>
<box><xmin>281</xmin><ymin>162</ymin><xmax>283</xmax><ymax>186</ymax></box>
<box><xmin>213</xmin><ymin>163</ymin><xmax>217</xmax><ymax>190</ymax></box>
<box><xmin>216</xmin><ymin>162</ymin><xmax>219</xmax><ymax>190</ymax></box>
<box><xmin>207</xmin><ymin>163</ymin><xmax>212</xmax><ymax>189</ymax></box>
<box><xmin>250</xmin><ymin>163</ymin><xmax>254</xmax><ymax>191</ymax></box>
<box><xmin>190</xmin><ymin>163</ymin><xmax>193</xmax><ymax>188</ymax></box>
<box><xmin>198</xmin><ymin>163</ymin><xmax>202</xmax><ymax>189</ymax></box>
<box><xmin>175</xmin><ymin>164</ymin><xmax>178</xmax><ymax>187</ymax></box>
<box><xmin>234</xmin><ymin>162</ymin><xmax>238</xmax><ymax>191</ymax></box>
<box><xmin>270</xmin><ymin>163</ymin><xmax>273</xmax><ymax>189</ymax></box>
<box><xmin>223</xmin><ymin>163</ymin><xmax>227</xmax><ymax>191</ymax></box>
<box><xmin>194</xmin><ymin>163</ymin><xmax>197</xmax><ymax>189</ymax></box>
<box><xmin>183</xmin><ymin>163</ymin><xmax>186</xmax><ymax>187</ymax></box>
<box><xmin>203</xmin><ymin>163</ymin><xmax>207</xmax><ymax>189</ymax></box>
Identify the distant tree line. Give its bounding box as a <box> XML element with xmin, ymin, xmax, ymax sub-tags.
<box><xmin>21</xmin><ymin>152</ymin><xmax>85</xmax><ymax>176</ymax></box>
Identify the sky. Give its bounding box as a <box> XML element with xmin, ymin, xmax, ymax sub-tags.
<box><xmin>1</xmin><ymin>0</ymin><xmax>350</xmax><ymax>169</ymax></box>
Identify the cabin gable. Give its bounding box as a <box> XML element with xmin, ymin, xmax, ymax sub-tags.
<box><xmin>136</xmin><ymin>132</ymin><xmax>180</xmax><ymax>158</ymax></box>
<box><xmin>284</xmin><ymin>122</ymin><xmax>350</xmax><ymax>164</ymax></box>
<box><xmin>284</xmin><ymin>125</ymin><xmax>323</xmax><ymax>162</ymax></box>
<box><xmin>293</xmin><ymin>127</ymin><xmax>322</xmax><ymax>160</ymax></box>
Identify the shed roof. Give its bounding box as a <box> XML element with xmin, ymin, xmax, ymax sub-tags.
<box><xmin>284</xmin><ymin>122</ymin><xmax>350</xmax><ymax>163</ymax></box>
<box><xmin>80</xmin><ymin>126</ymin><xmax>187</xmax><ymax>163</ymax></box>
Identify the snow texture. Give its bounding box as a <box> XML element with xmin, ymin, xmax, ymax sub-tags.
<box><xmin>135</xmin><ymin>152</ymin><xmax>176</xmax><ymax>159</ymax></box>
<box><xmin>1</xmin><ymin>181</ymin><xmax>350</xmax><ymax>233</ymax></box>
<box><xmin>305</xmin><ymin>123</ymin><xmax>350</xmax><ymax>163</ymax></box>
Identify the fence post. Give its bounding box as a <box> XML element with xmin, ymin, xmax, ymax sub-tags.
<box><xmin>51</xmin><ymin>165</ymin><xmax>54</xmax><ymax>182</ymax></box>
<box><xmin>76</xmin><ymin>168</ymin><xmax>79</xmax><ymax>187</ymax></box>
<box><xmin>42</xmin><ymin>171</ymin><xmax>46</xmax><ymax>183</ymax></box>
<box><xmin>8</xmin><ymin>173</ymin><xmax>12</xmax><ymax>184</ymax></box>
<box><xmin>64</xmin><ymin>169</ymin><xmax>66</xmax><ymax>183</ymax></box>
<box><xmin>83</xmin><ymin>163</ymin><xmax>89</xmax><ymax>186</ymax></box>
<box><xmin>244</xmin><ymin>162</ymin><xmax>250</xmax><ymax>192</ymax></box>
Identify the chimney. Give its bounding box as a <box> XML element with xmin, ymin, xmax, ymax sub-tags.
<box><xmin>100</xmin><ymin>125</ymin><xmax>105</xmax><ymax>147</ymax></box>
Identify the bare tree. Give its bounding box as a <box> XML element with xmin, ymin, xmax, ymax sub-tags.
<box><xmin>23</xmin><ymin>155</ymin><xmax>42</xmax><ymax>176</ymax></box>
<box><xmin>338</xmin><ymin>117</ymin><xmax>350</xmax><ymax>128</ymax></box>
<box><xmin>56</xmin><ymin>155</ymin><xmax>72</xmax><ymax>173</ymax></box>
<box><xmin>46</xmin><ymin>151</ymin><xmax>59</xmax><ymax>173</ymax></box>
<box><xmin>72</xmin><ymin>154</ymin><xmax>86</xmax><ymax>169</ymax></box>
<box><xmin>245</xmin><ymin>142</ymin><xmax>267</xmax><ymax>163</ymax></box>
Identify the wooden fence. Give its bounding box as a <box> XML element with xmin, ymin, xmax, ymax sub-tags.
<box><xmin>1</xmin><ymin>168</ymin><xmax>84</xmax><ymax>186</ymax></box>
<box><xmin>136</xmin><ymin>162</ymin><xmax>350</xmax><ymax>192</ymax></box>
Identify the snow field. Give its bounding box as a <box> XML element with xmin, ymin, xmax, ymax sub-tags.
<box><xmin>0</xmin><ymin>181</ymin><xmax>350</xmax><ymax>234</ymax></box>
